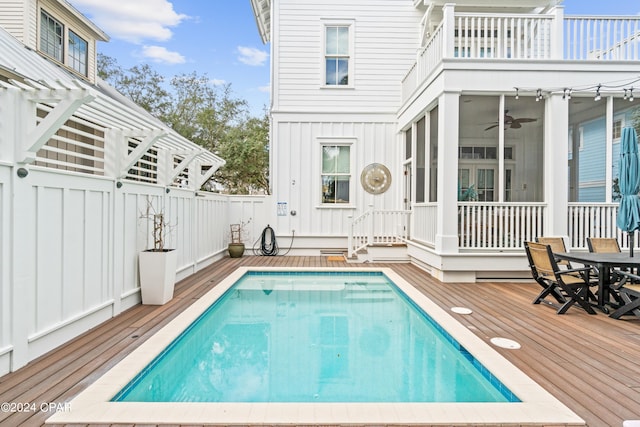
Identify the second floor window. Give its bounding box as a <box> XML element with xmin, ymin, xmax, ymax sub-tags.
<box><xmin>40</xmin><ymin>11</ymin><xmax>63</xmax><ymax>63</ymax></box>
<box><xmin>325</xmin><ymin>26</ymin><xmax>350</xmax><ymax>86</ymax></box>
<box><xmin>68</xmin><ymin>31</ymin><xmax>88</xmax><ymax>76</ymax></box>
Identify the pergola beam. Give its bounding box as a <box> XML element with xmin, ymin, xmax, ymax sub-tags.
<box><xmin>21</xmin><ymin>87</ymin><xmax>95</xmax><ymax>164</ymax></box>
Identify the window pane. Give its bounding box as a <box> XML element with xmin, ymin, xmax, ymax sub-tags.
<box><xmin>68</xmin><ymin>30</ymin><xmax>88</xmax><ymax>76</ymax></box>
<box><xmin>322</xmin><ymin>176</ymin><xmax>336</xmax><ymax>203</ymax></box>
<box><xmin>336</xmin><ymin>146</ymin><xmax>350</xmax><ymax>173</ymax></box>
<box><xmin>335</xmin><ymin>176</ymin><xmax>350</xmax><ymax>202</ymax></box>
<box><xmin>40</xmin><ymin>11</ymin><xmax>63</xmax><ymax>62</ymax></box>
<box><xmin>325</xmin><ymin>59</ymin><xmax>338</xmax><ymax>85</ymax></box>
<box><xmin>326</xmin><ymin>27</ymin><xmax>338</xmax><ymax>55</ymax></box>
<box><xmin>322</xmin><ymin>146</ymin><xmax>339</xmax><ymax>173</ymax></box>
<box><xmin>337</xmin><ymin>27</ymin><xmax>349</xmax><ymax>55</ymax></box>
<box><xmin>337</xmin><ymin>58</ymin><xmax>349</xmax><ymax>85</ymax></box>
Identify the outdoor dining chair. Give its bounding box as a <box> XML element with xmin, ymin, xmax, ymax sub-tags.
<box><xmin>587</xmin><ymin>237</ymin><xmax>621</xmax><ymax>253</ymax></box>
<box><xmin>608</xmin><ymin>271</ymin><xmax>640</xmax><ymax>319</ymax></box>
<box><xmin>524</xmin><ymin>241</ymin><xmax>598</xmax><ymax>315</ymax></box>
<box><xmin>536</xmin><ymin>236</ymin><xmax>599</xmax><ymax>290</ymax></box>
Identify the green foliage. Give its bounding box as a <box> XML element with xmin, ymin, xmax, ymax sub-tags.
<box><xmin>98</xmin><ymin>54</ymin><xmax>269</xmax><ymax>194</ymax></box>
<box><xmin>458</xmin><ymin>184</ymin><xmax>478</xmax><ymax>201</ymax></box>
<box><xmin>215</xmin><ymin>112</ymin><xmax>270</xmax><ymax>194</ymax></box>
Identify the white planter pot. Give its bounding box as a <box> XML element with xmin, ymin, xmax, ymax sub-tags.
<box><xmin>139</xmin><ymin>249</ymin><xmax>178</xmax><ymax>305</ymax></box>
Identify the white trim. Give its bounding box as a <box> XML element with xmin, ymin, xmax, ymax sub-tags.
<box><xmin>317</xmin><ymin>137</ymin><xmax>356</xmax><ymax>206</ymax></box>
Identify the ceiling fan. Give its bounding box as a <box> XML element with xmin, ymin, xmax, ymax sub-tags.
<box><xmin>485</xmin><ymin>110</ymin><xmax>537</xmax><ymax>131</ymax></box>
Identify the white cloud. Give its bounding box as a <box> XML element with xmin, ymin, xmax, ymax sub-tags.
<box><xmin>70</xmin><ymin>0</ymin><xmax>187</xmax><ymax>43</ymax></box>
<box><xmin>141</xmin><ymin>46</ymin><xmax>185</xmax><ymax>64</ymax></box>
<box><xmin>258</xmin><ymin>84</ymin><xmax>270</xmax><ymax>93</ymax></box>
<box><xmin>210</xmin><ymin>78</ymin><xmax>227</xmax><ymax>86</ymax></box>
<box><xmin>237</xmin><ymin>46</ymin><xmax>268</xmax><ymax>66</ymax></box>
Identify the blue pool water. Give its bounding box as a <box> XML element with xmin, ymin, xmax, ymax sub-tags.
<box><xmin>114</xmin><ymin>271</ymin><xmax>519</xmax><ymax>403</ymax></box>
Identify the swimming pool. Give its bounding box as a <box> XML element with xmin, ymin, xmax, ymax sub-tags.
<box><xmin>48</xmin><ymin>267</ymin><xmax>584</xmax><ymax>425</ymax></box>
<box><xmin>114</xmin><ymin>271</ymin><xmax>516</xmax><ymax>403</ymax></box>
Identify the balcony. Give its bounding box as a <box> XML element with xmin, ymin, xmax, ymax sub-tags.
<box><xmin>402</xmin><ymin>5</ymin><xmax>640</xmax><ymax>102</ymax></box>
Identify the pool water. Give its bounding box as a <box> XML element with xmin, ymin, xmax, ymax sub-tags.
<box><xmin>114</xmin><ymin>272</ymin><xmax>518</xmax><ymax>403</ymax></box>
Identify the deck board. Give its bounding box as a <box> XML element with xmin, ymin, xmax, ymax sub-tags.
<box><xmin>1</xmin><ymin>256</ymin><xmax>639</xmax><ymax>427</ymax></box>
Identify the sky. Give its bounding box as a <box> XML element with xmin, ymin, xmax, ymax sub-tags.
<box><xmin>67</xmin><ymin>1</ymin><xmax>640</xmax><ymax>118</ymax></box>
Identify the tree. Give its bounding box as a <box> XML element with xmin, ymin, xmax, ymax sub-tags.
<box><xmin>97</xmin><ymin>54</ymin><xmax>270</xmax><ymax>194</ymax></box>
<box><xmin>214</xmin><ymin>111</ymin><xmax>270</xmax><ymax>194</ymax></box>
<box><xmin>162</xmin><ymin>72</ymin><xmax>248</xmax><ymax>153</ymax></box>
<box><xmin>97</xmin><ymin>54</ymin><xmax>171</xmax><ymax>118</ymax></box>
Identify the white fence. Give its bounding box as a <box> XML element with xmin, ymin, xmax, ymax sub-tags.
<box><xmin>0</xmin><ymin>164</ymin><xmax>267</xmax><ymax>375</ymax></box>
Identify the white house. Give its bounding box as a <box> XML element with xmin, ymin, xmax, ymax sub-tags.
<box><xmin>251</xmin><ymin>0</ymin><xmax>640</xmax><ymax>281</ymax></box>
<box><xmin>0</xmin><ymin>0</ymin><xmax>272</xmax><ymax>376</ymax></box>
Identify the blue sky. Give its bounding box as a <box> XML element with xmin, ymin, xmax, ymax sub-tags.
<box><xmin>68</xmin><ymin>1</ymin><xmax>640</xmax><ymax>117</ymax></box>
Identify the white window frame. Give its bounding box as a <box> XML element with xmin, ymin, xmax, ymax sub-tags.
<box><xmin>317</xmin><ymin>137</ymin><xmax>356</xmax><ymax>208</ymax></box>
<box><xmin>38</xmin><ymin>8</ymin><xmax>89</xmax><ymax>77</ymax></box>
<box><xmin>612</xmin><ymin>116</ymin><xmax>625</xmax><ymax>142</ymax></box>
<box><xmin>68</xmin><ymin>30</ymin><xmax>88</xmax><ymax>76</ymax></box>
<box><xmin>321</xmin><ymin>20</ymin><xmax>355</xmax><ymax>89</ymax></box>
<box><xmin>40</xmin><ymin>9</ymin><xmax>64</xmax><ymax>63</ymax></box>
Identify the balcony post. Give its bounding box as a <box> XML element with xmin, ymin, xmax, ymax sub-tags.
<box><xmin>543</xmin><ymin>93</ymin><xmax>569</xmax><ymax>240</ymax></box>
<box><xmin>435</xmin><ymin>90</ymin><xmax>460</xmax><ymax>253</ymax></box>
<box><xmin>549</xmin><ymin>5</ymin><xmax>564</xmax><ymax>60</ymax></box>
<box><xmin>442</xmin><ymin>3</ymin><xmax>455</xmax><ymax>59</ymax></box>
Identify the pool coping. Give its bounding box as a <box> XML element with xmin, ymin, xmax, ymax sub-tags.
<box><xmin>46</xmin><ymin>267</ymin><xmax>585</xmax><ymax>426</ymax></box>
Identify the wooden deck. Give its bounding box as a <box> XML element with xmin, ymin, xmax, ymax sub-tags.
<box><xmin>1</xmin><ymin>256</ymin><xmax>639</xmax><ymax>427</ymax></box>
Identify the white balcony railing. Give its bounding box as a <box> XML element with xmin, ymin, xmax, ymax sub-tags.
<box><xmin>402</xmin><ymin>8</ymin><xmax>640</xmax><ymax>102</ymax></box>
<box><xmin>564</xmin><ymin>17</ymin><xmax>640</xmax><ymax>61</ymax></box>
<box><xmin>348</xmin><ymin>209</ymin><xmax>411</xmax><ymax>257</ymax></box>
<box><xmin>458</xmin><ymin>202</ymin><xmax>545</xmax><ymax>250</ymax></box>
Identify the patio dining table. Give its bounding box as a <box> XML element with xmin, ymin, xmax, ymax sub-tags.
<box><xmin>555</xmin><ymin>251</ymin><xmax>640</xmax><ymax>313</ymax></box>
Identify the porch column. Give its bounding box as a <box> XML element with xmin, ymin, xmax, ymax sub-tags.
<box><xmin>435</xmin><ymin>90</ymin><xmax>460</xmax><ymax>253</ymax></box>
<box><xmin>544</xmin><ymin>93</ymin><xmax>569</xmax><ymax>240</ymax></box>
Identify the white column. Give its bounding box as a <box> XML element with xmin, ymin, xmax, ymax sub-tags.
<box><xmin>605</xmin><ymin>96</ymin><xmax>614</xmax><ymax>202</ymax></box>
<box><xmin>544</xmin><ymin>93</ymin><xmax>569</xmax><ymax>238</ymax></box>
<box><xmin>435</xmin><ymin>90</ymin><xmax>460</xmax><ymax>253</ymax></box>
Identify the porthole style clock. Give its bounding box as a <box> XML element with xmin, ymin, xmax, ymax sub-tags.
<box><xmin>360</xmin><ymin>163</ymin><xmax>391</xmax><ymax>194</ymax></box>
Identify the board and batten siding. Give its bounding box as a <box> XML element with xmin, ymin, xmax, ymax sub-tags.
<box><xmin>274</xmin><ymin>0</ymin><xmax>420</xmax><ymax>113</ymax></box>
<box><xmin>271</xmin><ymin>117</ymin><xmax>402</xmax><ymax>240</ymax></box>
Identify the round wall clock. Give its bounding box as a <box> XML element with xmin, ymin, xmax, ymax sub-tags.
<box><xmin>360</xmin><ymin>163</ymin><xmax>391</xmax><ymax>194</ymax></box>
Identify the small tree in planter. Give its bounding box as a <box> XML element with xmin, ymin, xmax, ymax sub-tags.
<box><xmin>139</xmin><ymin>201</ymin><xmax>177</xmax><ymax>305</ymax></box>
<box><xmin>228</xmin><ymin>220</ymin><xmax>250</xmax><ymax>258</ymax></box>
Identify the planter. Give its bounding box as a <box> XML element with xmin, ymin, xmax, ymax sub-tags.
<box><xmin>139</xmin><ymin>249</ymin><xmax>178</xmax><ymax>305</ymax></box>
<box><xmin>228</xmin><ymin>243</ymin><xmax>245</xmax><ymax>258</ymax></box>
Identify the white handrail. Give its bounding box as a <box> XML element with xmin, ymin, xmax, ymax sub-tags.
<box><xmin>348</xmin><ymin>209</ymin><xmax>411</xmax><ymax>257</ymax></box>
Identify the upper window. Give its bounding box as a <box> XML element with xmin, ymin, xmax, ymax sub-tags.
<box><xmin>324</xmin><ymin>25</ymin><xmax>350</xmax><ymax>86</ymax></box>
<box><xmin>68</xmin><ymin>30</ymin><xmax>88</xmax><ymax>76</ymax></box>
<box><xmin>321</xmin><ymin>145</ymin><xmax>351</xmax><ymax>204</ymax></box>
<box><xmin>40</xmin><ymin>10</ymin><xmax>63</xmax><ymax>63</ymax></box>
